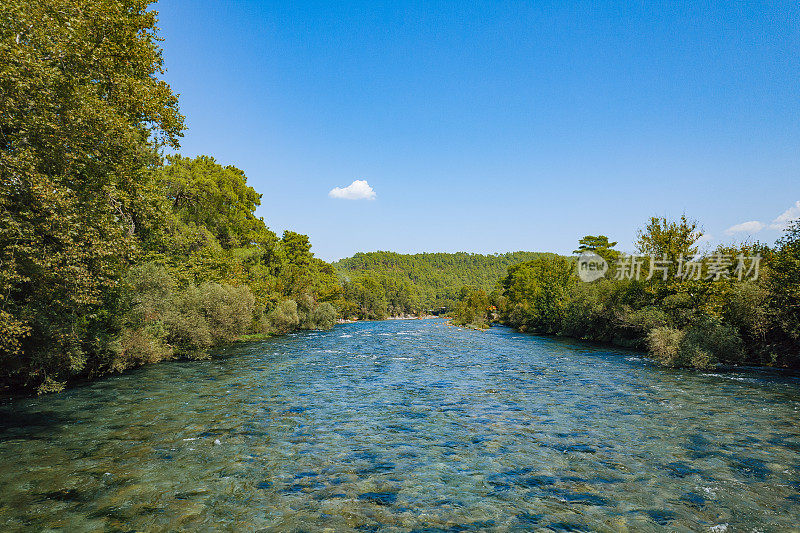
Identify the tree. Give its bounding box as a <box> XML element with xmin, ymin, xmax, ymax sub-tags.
<box><xmin>309</xmin><ymin>302</ymin><xmax>336</xmax><ymax>330</ymax></box>
<box><xmin>267</xmin><ymin>300</ymin><xmax>300</xmax><ymax>334</ymax></box>
<box><xmin>769</xmin><ymin>221</ymin><xmax>800</xmax><ymax>364</ymax></box>
<box><xmin>280</xmin><ymin>230</ymin><xmax>313</xmax><ymax>297</ymax></box>
<box><xmin>573</xmin><ymin>235</ymin><xmax>619</xmax><ymax>263</ymax></box>
<box><xmin>334</xmin><ymin>251</ymin><xmax>551</xmax><ymax>312</ymax></box>
<box><xmin>635</xmin><ymin>215</ymin><xmax>702</xmax><ymax>265</ymax></box>
<box><xmin>343</xmin><ymin>276</ymin><xmax>388</xmax><ymax>319</ymax></box>
<box><xmin>159</xmin><ymin>155</ymin><xmax>269</xmax><ymax>250</ymax></box>
<box><xmin>502</xmin><ymin>256</ymin><xmax>574</xmax><ymax>333</ymax></box>
<box><xmin>452</xmin><ymin>288</ymin><xmax>490</xmax><ymax>328</ymax></box>
<box><xmin>0</xmin><ymin>0</ymin><xmax>183</xmax><ymax>391</ymax></box>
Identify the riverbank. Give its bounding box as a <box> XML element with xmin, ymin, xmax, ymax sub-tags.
<box><xmin>337</xmin><ymin>314</ymin><xmax>439</xmax><ymax>324</ymax></box>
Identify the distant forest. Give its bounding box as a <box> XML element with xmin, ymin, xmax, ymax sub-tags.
<box><xmin>333</xmin><ymin>251</ymin><xmax>554</xmax><ymax>317</ymax></box>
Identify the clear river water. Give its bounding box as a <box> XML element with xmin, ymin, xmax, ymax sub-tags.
<box><xmin>1</xmin><ymin>319</ymin><xmax>799</xmax><ymax>532</ymax></box>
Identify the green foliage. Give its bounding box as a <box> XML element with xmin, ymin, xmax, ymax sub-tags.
<box><xmin>0</xmin><ymin>0</ymin><xmax>392</xmax><ymax>394</ymax></box>
<box><xmin>648</xmin><ymin>319</ymin><xmax>744</xmax><ymax>369</ymax></box>
<box><xmin>294</xmin><ymin>293</ymin><xmax>338</xmax><ymax>330</ymax></box>
<box><xmin>574</xmin><ymin>235</ymin><xmax>620</xmax><ymax>265</ymax></box>
<box><xmin>268</xmin><ymin>300</ymin><xmax>300</xmax><ymax>334</ymax></box>
<box><xmin>723</xmin><ymin>282</ymin><xmax>770</xmax><ymax>347</ymax></box>
<box><xmin>682</xmin><ymin>318</ymin><xmax>745</xmax><ymax>366</ymax></box>
<box><xmin>636</xmin><ymin>215</ymin><xmax>702</xmax><ymax>265</ymax></box>
<box><xmin>503</xmin><ymin>256</ymin><xmax>574</xmax><ymax>334</ymax></box>
<box><xmin>768</xmin><ymin>221</ymin><xmax>800</xmax><ymax>365</ymax></box>
<box><xmin>335</xmin><ymin>251</ymin><xmax>552</xmax><ymax>313</ymax></box>
<box><xmin>309</xmin><ymin>302</ymin><xmax>337</xmax><ymax>330</ymax></box>
<box><xmin>1</xmin><ymin>144</ymin><xmax>344</xmax><ymax>392</ymax></box>
<box><xmin>109</xmin><ymin>263</ymin><xmax>257</xmax><ymax>374</ymax></box>
<box><xmin>160</xmin><ymin>155</ymin><xmax>268</xmax><ymax>249</ymax></box>
<box><xmin>0</xmin><ymin>0</ymin><xmax>182</xmax><ymax>391</ymax></box>
<box><xmin>647</xmin><ymin>327</ymin><xmax>685</xmax><ymax>367</ymax></box>
<box><xmin>342</xmin><ymin>276</ymin><xmax>389</xmax><ymax>320</ymax></box>
<box><xmin>487</xmin><ymin>216</ymin><xmax>800</xmax><ymax>369</ymax></box>
<box><xmin>617</xmin><ymin>306</ymin><xmax>670</xmax><ymax>347</ymax></box>
<box><xmin>195</xmin><ymin>282</ymin><xmax>256</xmax><ymax>343</ymax></box>
<box><xmin>452</xmin><ymin>288</ymin><xmax>490</xmax><ymax>329</ymax></box>
<box><xmin>279</xmin><ymin>232</ymin><xmax>341</xmax><ymax>303</ymax></box>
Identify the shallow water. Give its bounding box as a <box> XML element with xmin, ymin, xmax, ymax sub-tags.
<box><xmin>1</xmin><ymin>319</ymin><xmax>799</xmax><ymax>532</ymax></box>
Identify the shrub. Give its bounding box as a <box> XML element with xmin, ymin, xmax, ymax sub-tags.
<box><xmin>648</xmin><ymin>319</ymin><xmax>745</xmax><ymax>369</ymax></box>
<box><xmin>452</xmin><ymin>288</ymin><xmax>490</xmax><ymax>328</ymax></box>
<box><xmin>723</xmin><ymin>281</ymin><xmax>770</xmax><ymax>347</ymax></box>
<box><xmin>660</xmin><ymin>292</ymin><xmax>697</xmax><ymax>329</ymax></box>
<box><xmin>114</xmin><ymin>264</ymin><xmax>180</xmax><ymax>370</ymax></box>
<box><xmin>502</xmin><ymin>256</ymin><xmax>573</xmax><ymax>334</ymax></box>
<box><xmin>309</xmin><ymin>302</ymin><xmax>337</xmax><ymax>330</ymax></box>
<box><xmin>682</xmin><ymin>318</ymin><xmax>745</xmax><ymax>366</ymax></box>
<box><xmin>560</xmin><ymin>282</ymin><xmax>605</xmax><ymax>340</ymax></box>
<box><xmin>617</xmin><ymin>305</ymin><xmax>670</xmax><ymax>348</ymax></box>
<box><xmin>648</xmin><ymin>327</ymin><xmax>686</xmax><ymax>367</ymax></box>
<box><xmin>296</xmin><ymin>293</ymin><xmax>316</xmax><ymax>329</ymax></box>
<box><xmin>121</xmin><ymin>262</ymin><xmax>176</xmax><ymax>327</ymax></box>
<box><xmin>162</xmin><ymin>285</ymin><xmax>210</xmax><ymax>356</ymax></box>
<box><xmin>268</xmin><ymin>300</ymin><xmax>300</xmax><ymax>333</ymax></box>
<box><xmin>117</xmin><ymin>327</ymin><xmax>173</xmax><ymax>371</ymax></box>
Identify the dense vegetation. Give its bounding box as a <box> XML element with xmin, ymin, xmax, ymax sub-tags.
<box><xmin>454</xmin><ymin>217</ymin><xmax>800</xmax><ymax>369</ymax></box>
<box><xmin>0</xmin><ymin>1</ymin><xmax>340</xmax><ymax>393</ymax></box>
<box><xmin>334</xmin><ymin>251</ymin><xmax>551</xmax><ymax>319</ymax></box>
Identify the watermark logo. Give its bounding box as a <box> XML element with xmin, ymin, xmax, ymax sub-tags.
<box><xmin>577</xmin><ymin>251</ymin><xmax>608</xmax><ymax>282</ymax></box>
<box><xmin>576</xmin><ymin>252</ymin><xmax>762</xmax><ymax>282</ymax></box>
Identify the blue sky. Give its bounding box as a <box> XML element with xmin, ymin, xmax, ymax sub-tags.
<box><xmin>156</xmin><ymin>1</ymin><xmax>799</xmax><ymax>261</ymax></box>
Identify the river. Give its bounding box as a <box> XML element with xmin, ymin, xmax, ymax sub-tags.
<box><xmin>1</xmin><ymin>319</ymin><xmax>799</xmax><ymax>531</ymax></box>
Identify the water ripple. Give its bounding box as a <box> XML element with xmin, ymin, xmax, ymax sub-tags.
<box><xmin>1</xmin><ymin>319</ymin><xmax>799</xmax><ymax>531</ymax></box>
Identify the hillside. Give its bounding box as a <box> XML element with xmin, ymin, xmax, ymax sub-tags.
<box><xmin>333</xmin><ymin>251</ymin><xmax>553</xmax><ymax>315</ymax></box>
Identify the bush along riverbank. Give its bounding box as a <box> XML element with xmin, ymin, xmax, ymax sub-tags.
<box><xmin>453</xmin><ymin>217</ymin><xmax>800</xmax><ymax>370</ymax></box>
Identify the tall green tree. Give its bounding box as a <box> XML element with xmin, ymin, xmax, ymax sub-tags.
<box><xmin>0</xmin><ymin>0</ymin><xmax>183</xmax><ymax>390</ymax></box>
<box><xmin>159</xmin><ymin>155</ymin><xmax>269</xmax><ymax>250</ymax></box>
<box><xmin>574</xmin><ymin>235</ymin><xmax>619</xmax><ymax>261</ymax></box>
<box><xmin>635</xmin><ymin>215</ymin><xmax>702</xmax><ymax>264</ymax></box>
<box><xmin>503</xmin><ymin>256</ymin><xmax>574</xmax><ymax>333</ymax></box>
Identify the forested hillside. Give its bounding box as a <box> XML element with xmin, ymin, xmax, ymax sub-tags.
<box><xmin>333</xmin><ymin>251</ymin><xmax>553</xmax><ymax>318</ymax></box>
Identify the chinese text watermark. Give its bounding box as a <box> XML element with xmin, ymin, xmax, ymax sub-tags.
<box><xmin>577</xmin><ymin>253</ymin><xmax>761</xmax><ymax>282</ymax></box>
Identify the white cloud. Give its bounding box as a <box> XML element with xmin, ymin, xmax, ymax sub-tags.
<box><xmin>328</xmin><ymin>179</ymin><xmax>376</xmax><ymax>200</ymax></box>
<box><xmin>725</xmin><ymin>220</ymin><xmax>765</xmax><ymax>235</ymax></box>
<box><xmin>770</xmin><ymin>200</ymin><xmax>800</xmax><ymax>230</ymax></box>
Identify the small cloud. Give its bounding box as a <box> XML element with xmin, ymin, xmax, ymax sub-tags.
<box><xmin>769</xmin><ymin>200</ymin><xmax>800</xmax><ymax>230</ymax></box>
<box><xmin>328</xmin><ymin>179</ymin><xmax>376</xmax><ymax>200</ymax></box>
<box><xmin>725</xmin><ymin>220</ymin><xmax>765</xmax><ymax>235</ymax></box>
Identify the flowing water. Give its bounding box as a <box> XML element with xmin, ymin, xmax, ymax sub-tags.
<box><xmin>1</xmin><ymin>319</ymin><xmax>800</xmax><ymax>532</ymax></box>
